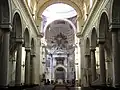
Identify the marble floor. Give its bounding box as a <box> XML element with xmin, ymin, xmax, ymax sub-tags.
<box><xmin>26</xmin><ymin>85</ymin><xmax>81</xmax><ymax>90</ymax></box>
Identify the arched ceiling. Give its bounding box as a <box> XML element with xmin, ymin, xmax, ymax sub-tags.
<box><xmin>42</xmin><ymin>3</ymin><xmax>77</xmax><ymax>19</ymax></box>
<box><xmin>26</xmin><ymin>0</ymin><xmax>95</xmax><ymax>29</ymax></box>
<box><xmin>45</xmin><ymin>19</ymin><xmax>76</xmax><ymax>54</ymax></box>
<box><xmin>36</xmin><ymin>0</ymin><xmax>85</xmax><ymax>19</ymax></box>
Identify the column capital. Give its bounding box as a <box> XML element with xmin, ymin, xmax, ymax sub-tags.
<box><xmin>31</xmin><ymin>52</ymin><xmax>36</xmax><ymax>57</ymax></box>
<box><xmin>0</xmin><ymin>23</ymin><xmax>12</xmax><ymax>32</ymax></box>
<box><xmin>90</xmin><ymin>46</ymin><xmax>96</xmax><ymax>51</ymax></box>
<box><xmin>25</xmin><ymin>47</ymin><xmax>31</xmax><ymax>51</ymax></box>
<box><xmin>97</xmin><ymin>38</ymin><xmax>105</xmax><ymax>44</ymax></box>
<box><xmin>15</xmin><ymin>38</ymin><xmax>24</xmax><ymax>44</ymax></box>
<box><xmin>109</xmin><ymin>22</ymin><xmax>120</xmax><ymax>32</ymax></box>
<box><xmin>85</xmin><ymin>53</ymin><xmax>90</xmax><ymax>56</ymax></box>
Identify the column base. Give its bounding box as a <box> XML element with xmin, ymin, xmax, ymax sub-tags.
<box><xmin>0</xmin><ymin>85</ymin><xmax>9</xmax><ymax>90</ymax></box>
<box><xmin>7</xmin><ymin>84</ymin><xmax>39</xmax><ymax>90</ymax></box>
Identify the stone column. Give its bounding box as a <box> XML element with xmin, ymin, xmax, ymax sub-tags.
<box><xmin>112</xmin><ymin>30</ymin><xmax>120</xmax><ymax>87</ymax></box>
<box><xmin>90</xmin><ymin>48</ymin><xmax>97</xmax><ymax>82</ymax></box>
<box><xmin>15</xmin><ymin>38</ymin><xmax>23</xmax><ymax>86</ymax></box>
<box><xmin>98</xmin><ymin>39</ymin><xmax>106</xmax><ymax>85</ymax></box>
<box><xmin>30</xmin><ymin>53</ymin><xmax>36</xmax><ymax>85</ymax></box>
<box><xmin>25</xmin><ymin>47</ymin><xmax>31</xmax><ymax>85</ymax></box>
<box><xmin>85</xmin><ymin>54</ymin><xmax>91</xmax><ymax>86</ymax></box>
<box><xmin>0</xmin><ymin>30</ymin><xmax>10</xmax><ymax>87</ymax></box>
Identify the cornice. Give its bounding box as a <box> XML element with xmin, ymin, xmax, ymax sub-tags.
<box><xmin>80</xmin><ymin>0</ymin><xmax>100</xmax><ymax>35</ymax></box>
<box><xmin>21</xmin><ymin>0</ymin><xmax>40</xmax><ymax>36</ymax></box>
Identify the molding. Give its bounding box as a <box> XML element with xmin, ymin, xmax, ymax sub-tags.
<box><xmin>20</xmin><ymin>0</ymin><xmax>40</xmax><ymax>36</ymax></box>
<box><xmin>31</xmin><ymin>53</ymin><xmax>36</xmax><ymax>57</ymax></box>
<box><xmin>97</xmin><ymin>38</ymin><xmax>105</xmax><ymax>44</ymax></box>
<box><xmin>81</xmin><ymin>0</ymin><xmax>100</xmax><ymax>34</ymax></box>
<box><xmin>0</xmin><ymin>23</ymin><xmax>12</xmax><ymax>31</ymax></box>
<box><xmin>85</xmin><ymin>53</ymin><xmax>90</xmax><ymax>56</ymax></box>
<box><xmin>90</xmin><ymin>46</ymin><xmax>96</xmax><ymax>50</ymax></box>
<box><xmin>81</xmin><ymin>0</ymin><xmax>109</xmax><ymax>36</ymax></box>
<box><xmin>109</xmin><ymin>22</ymin><xmax>120</xmax><ymax>31</ymax></box>
<box><xmin>15</xmin><ymin>38</ymin><xmax>24</xmax><ymax>43</ymax></box>
<box><xmin>25</xmin><ymin>47</ymin><xmax>31</xmax><ymax>51</ymax></box>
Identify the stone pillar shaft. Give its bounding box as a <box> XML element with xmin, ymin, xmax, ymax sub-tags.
<box><xmin>85</xmin><ymin>55</ymin><xmax>91</xmax><ymax>86</ymax></box>
<box><xmin>90</xmin><ymin>49</ymin><xmax>97</xmax><ymax>82</ymax></box>
<box><xmin>30</xmin><ymin>54</ymin><xmax>35</xmax><ymax>85</ymax></box>
<box><xmin>15</xmin><ymin>39</ymin><xmax>23</xmax><ymax>86</ymax></box>
<box><xmin>0</xmin><ymin>31</ymin><xmax>9</xmax><ymax>87</ymax></box>
<box><xmin>25</xmin><ymin>48</ymin><xmax>31</xmax><ymax>85</ymax></box>
<box><xmin>99</xmin><ymin>42</ymin><xmax>106</xmax><ymax>85</ymax></box>
<box><xmin>112</xmin><ymin>31</ymin><xmax>120</xmax><ymax>87</ymax></box>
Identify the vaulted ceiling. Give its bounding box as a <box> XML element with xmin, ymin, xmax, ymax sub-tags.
<box><xmin>44</xmin><ymin>19</ymin><xmax>76</xmax><ymax>54</ymax></box>
<box><xmin>31</xmin><ymin>0</ymin><xmax>94</xmax><ymax>18</ymax></box>
<box><xmin>26</xmin><ymin>0</ymin><xmax>95</xmax><ymax>28</ymax></box>
<box><xmin>36</xmin><ymin>0</ymin><xmax>84</xmax><ymax>18</ymax></box>
<box><xmin>25</xmin><ymin>0</ymin><xmax>95</xmax><ymax>54</ymax></box>
<box><xmin>45</xmin><ymin>19</ymin><xmax>75</xmax><ymax>45</ymax></box>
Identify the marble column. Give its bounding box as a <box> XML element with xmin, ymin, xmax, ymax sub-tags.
<box><xmin>30</xmin><ymin>53</ymin><xmax>36</xmax><ymax>85</ymax></box>
<box><xmin>15</xmin><ymin>38</ymin><xmax>23</xmax><ymax>86</ymax></box>
<box><xmin>0</xmin><ymin>30</ymin><xmax>10</xmax><ymax>87</ymax></box>
<box><xmin>85</xmin><ymin>54</ymin><xmax>91</xmax><ymax>86</ymax></box>
<box><xmin>90</xmin><ymin>48</ymin><xmax>97</xmax><ymax>82</ymax></box>
<box><xmin>98</xmin><ymin>40</ymin><xmax>106</xmax><ymax>85</ymax></box>
<box><xmin>25</xmin><ymin>47</ymin><xmax>31</xmax><ymax>85</ymax></box>
<box><xmin>112</xmin><ymin>30</ymin><xmax>120</xmax><ymax>87</ymax></box>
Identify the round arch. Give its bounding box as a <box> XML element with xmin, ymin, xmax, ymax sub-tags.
<box><xmin>0</xmin><ymin>0</ymin><xmax>12</xmax><ymax>26</ymax></box>
<box><xmin>99</xmin><ymin>12</ymin><xmax>112</xmax><ymax>61</ymax></box>
<box><xmin>24</xmin><ymin>28</ymin><xmax>30</xmax><ymax>47</ymax></box>
<box><xmin>55</xmin><ymin>67</ymin><xmax>65</xmax><ymax>72</ymax></box>
<box><xmin>10</xmin><ymin>12</ymin><xmax>22</xmax><ymax>54</ymax></box>
<box><xmin>90</xmin><ymin>27</ymin><xmax>97</xmax><ymax>48</ymax></box>
<box><xmin>98</xmin><ymin>12</ymin><xmax>109</xmax><ymax>39</ymax></box>
<box><xmin>111</xmin><ymin>0</ymin><xmax>120</xmax><ymax>24</ymax></box>
<box><xmin>37</xmin><ymin>0</ymin><xmax>82</xmax><ymax>17</ymax></box>
<box><xmin>54</xmin><ymin>66</ymin><xmax>66</xmax><ymax>81</ymax></box>
<box><xmin>85</xmin><ymin>38</ymin><xmax>90</xmax><ymax>55</ymax></box>
<box><xmin>12</xmin><ymin>9</ymin><xmax>23</xmax><ymax>25</ymax></box>
<box><xmin>54</xmin><ymin>64</ymin><xmax>67</xmax><ymax>72</ymax></box>
<box><xmin>44</xmin><ymin>18</ymin><xmax>76</xmax><ymax>35</ymax></box>
<box><xmin>12</xmin><ymin>12</ymin><xmax>22</xmax><ymax>38</ymax></box>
